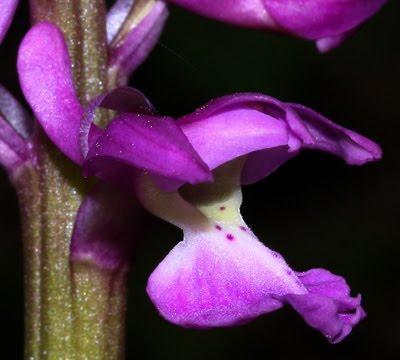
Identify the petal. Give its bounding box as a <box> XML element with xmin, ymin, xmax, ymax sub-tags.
<box><xmin>147</xmin><ymin>224</ymin><xmax>306</xmax><ymax>328</ymax></box>
<box><xmin>109</xmin><ymin>1</ymin><xmax>168</xmax><ymax>84</ymax></box>
<box><xmin>264</xmin><ymin>0</ymin><xmax>387</xmax><ymax>40</ymax></box>
<box><xmin>165</xmin><ymin>0</ymin><xmax>276</xmax><ymax>29</ymax></box>
<box><xmin>0</xmin><ymin>0</ymin><xmax>19</xmax><ymax>44</ymax></box>
<box><xmin>0</xmin><ymin>84</ymin><xmax>33</xmax><ymax>138</ymax></box>
<box><xmin>178</xmin><ymin>93</ymin><xmax>296</xmax><ymax>174</ymax></box>
<box><xmin>316</xmin><ymin>34</ymin><xmax>348</xmax><ymax>53</ymax></box>
<box><xmin>80</xmin><ymin>88</ymin><xmax>154</xmax><ymax>158</ymax></box>
<box><xmin>18</xmin><ymin>22</ymin><xmax>84</xmax><ymax>164</ymax></box>
<box><xmin>107</xmin><ymin>0</ymin><xmax>135</xmax><ymax>43</ymax></box>
<box><xmin>0</xmin><ymin>114</ymin><xmax>31</xmax><ymax>173</ymax></box>
<box><xmin>284</xmin><ymin>269</ymin><xmax>366</xmax><ymax>344</ymax></box>
<box><xmin>83</xmin><ymin>113</ymin><xmax>212</xmax><ymax>190</ymax></box>
<box><xmin>71</xmin><ymin>182</ymin><xmax>139</xmax><ymax>269</ymax></box>
<box><xmin>287</xmin><ymin>103</ymin><xmax>382</xmax><ymax>165</ymax></box>
<box><xmin>180</xmin><ymin>108</ymin><xmax>291</xmax><ymax>171</ymax></box>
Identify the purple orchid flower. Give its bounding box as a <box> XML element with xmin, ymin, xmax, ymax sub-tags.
<box><xmin>17</xmin><ymin>22</ymin><xmax>381</xmax><ymax>343</ymax></box>
<box><xmin>164</xmin><ymin>0</ymin><xmax>388</xmax><ymax>52</ymax></box>
<box><xmin>17</xmin><ymin>22</ymin><xmax>212</xmax><ymax>267</ymax></box>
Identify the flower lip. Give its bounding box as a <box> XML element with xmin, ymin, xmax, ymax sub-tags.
<box><xmin>147</xmin><ymin>223</ymin><xmax>366</xmax><ymax>342</ymax></box>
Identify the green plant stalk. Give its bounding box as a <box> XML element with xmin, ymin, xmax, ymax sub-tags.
<box><xmin>21</xmin><ymin>1</ymin><xmax>128</xmax><ymax>358</ymax></box>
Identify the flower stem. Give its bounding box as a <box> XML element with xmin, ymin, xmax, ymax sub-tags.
<box><xmin>22</xmin><ymin>1</ymin><xmax>127</xmax><ymax>359</ymax></box>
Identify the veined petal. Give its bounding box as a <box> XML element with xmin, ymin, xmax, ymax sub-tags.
<box><xmin>18</xmin><ymin>22</ymin><xmax>84</xmax><ymax>164</ymax></box>
<box><xmin>71</xmin><ymin>182</ymin><xmax>139</xmax><ymax>269</ymax></box>
<box><xmin>147</xmin><ymin>224</ymin><xmax>304</xmax><ymax>328</ymax></box>
<box><xmin>83</xmin><ymin>113</ymin><xmax>212</xmax><ymax>189</ymax></box>
<box><xmin>147</xmin><ymin>222</ymin><xmax>365</xmax><ymax>342</ymax></box>
<box><xmin>0</xmin><ymin>0</ymin><xmax>19</xmax><ymax>44</ymax></box>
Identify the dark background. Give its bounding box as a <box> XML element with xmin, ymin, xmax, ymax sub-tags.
<box><xmin>1</xmin><ymin>1</ymin><xmax>399</xmax><ymax>359</ymax></box>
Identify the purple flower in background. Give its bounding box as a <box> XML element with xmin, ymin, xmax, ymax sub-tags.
<box><xmin>0</xmin><ymin>0</ymin><xmax>33</xmax><ymax>180</ymax></box>
<box><xmin>0</xmin><ymin>0</ymin><xmax>19</xmax><ymax>43</ymax></box>
<box><xmin>164</xmin><ymin>0</ymin><xmax>388</xmax><ymax>51</ymax></box>
<box><xmin>18</xmin><ymin>22</ymin><xmax>381</xmax><ymax>343</ymax></box>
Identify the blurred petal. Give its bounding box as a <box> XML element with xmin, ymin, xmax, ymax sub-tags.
<box><xmin>165</xmin><ymin>0</ymin><xmax>276</xmax><ymax>28</ymax></box>
<box><xmin>71</xmin><ymin>182</ymin><xmax>140</xmax><ymax>269</ymax></box>
<box><xmin>109</xmin><ymin>1</ymin><xmax>168</xmax><ymax>84</ymax></box>
<box><xmin>0</xmin><ymin>114</ymin><xmax>31</xmax><ymax>173</ymax></box>
<box><xmin>18</xmin><ymin>22</ymin><xmax>84</xmax><ymax>164</ymax></box>
<box><xmin>107</xmin><ymin>0</ymin><xmax>135</xmax><ymax>43</ymax></box>
<box><xmin>264</xmin><ymin>0</ymin><xmax>387</xmax><ymax>40</ymax></box>
<box><xmin>84</xmin><ymin>113</ymin><xmax>212</xmax><ymax>189</ymax></box>
<box><xmin>0</xmin><ymin>84</ymin><xmax>33</xmax><ymax>138</ymax></box>
<box><xmin>0</xmin><ymin>0</ymin><xmax>19</xmax><ymax>44</ymax></box>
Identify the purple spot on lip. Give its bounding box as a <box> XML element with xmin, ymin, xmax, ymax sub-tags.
<box><xmin>215</xmin><ymin>225</ymin><xmax>222</xmax><ymax>231</ymax></box>
<box><xmin>239</xmin><ymin>226</ymin><xmax>247</xmax><ymax>232</ymax></box>
<box><xmin>286</xmin><ymin>269</ymin><xmax>293</xmax><ymax>275</ymax></box>
<box><xmin>219</xmin><ymin>206</ymin><xmax>226</xmax><ymax>211</ymax></box>
<box><xmin>272</xmin><ymin>252</ymin><xmax>280</xmax><ymax>258</ymax></box>
<box><xmin>226</xmin><ymin>234</ymin><xmax>234</xmax><ymax>241</ymax></box>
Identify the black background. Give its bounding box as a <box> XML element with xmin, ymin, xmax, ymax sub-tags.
<box><xmin>0</xmin><ymin>1</ymin><xmax>399</xmax><ymax>359</ymax></box>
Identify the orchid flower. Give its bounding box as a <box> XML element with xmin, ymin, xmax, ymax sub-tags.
<box><xmin>18</xmin><ymin>22</ymin><xmax>381</xmax><ymax>343</ymax></box>
<box><xmin>164</xmin><ymin>0</ymin><xmax>388</xmax><ymax>52</ymax></box>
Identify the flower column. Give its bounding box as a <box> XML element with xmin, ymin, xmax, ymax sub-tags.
<box><xmin>25</xmin><ymin>0</ymin><xmax>125</xmax><ymax>359</ymax></box>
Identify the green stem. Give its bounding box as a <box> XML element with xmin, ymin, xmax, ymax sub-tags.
<box><xmin>21</xmin><ymin>1</ymin><xmax>128</xmax><ymax>359</ymax></box>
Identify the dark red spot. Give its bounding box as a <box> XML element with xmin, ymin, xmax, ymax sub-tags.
<box><xmin>219</xmin><ymin>206</ymin><xmax>226</xmax><ymax>211</ymax></box>
<box><xmin>215</xmin><ymin>225</ymin><xmax>222</xmax><ymax>231</ymax></box>
<box><xmin>226</xmin><ymin>234</ymin><xmax>234</xmax><ymax>241</ymax></box>
<box><xmin>239</xmin><ymin>226</ymin><xmax>247</xmax><ymax>232</ymax></box>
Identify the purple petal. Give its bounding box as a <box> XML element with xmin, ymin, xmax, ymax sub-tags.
<box><xmin>147</xmin><ymin>222</ymin><xmax>365</xmax><ymax>342</ymax></box>
<box><xmin>0</xmin><ymin>114</ymin><xmax>31</xmax><ymax>173</ymax></box>
<box><xmin>179</xmin><ymin>107</ymin><xmax>291</xmax><ymax>171</ymax></box>
<box><xmin>178</xmin><ymin>93</ymin><xmax>300</xmax><ymax>176</ymax></box>
<box><xmin>147</xmin><ymin>224</ymin><xmax>304</xmax><ymax>328</ymax></box>
<box><xmin>18</xmin><ymin>22</ymin><xmax>84</xmax><ymax>164</ymax></box>
<box><xmin>284</xmin><ymin>269</ymin><xmax>366</xmax><ymax>344</ymax></box>
<box><xmin>109</xmin><ymin>1</ymin><xmax>168</xmax><ymax>84</ymax></box>
<box><xmin>80</xmin><ymin>87</ymin><xmax>154</xmax><ymax>158</ymax></box>
<box><xmin>0</xmin><ymin>84</ymin><xmax>33</xmax><ymax>138</ymax></box>
<box><xmin>287</xmin><ymin>103</ymin><xmax>382</xmax><ymax>165</ymax></box>
<box><xmin>0</xmin><ymin>0</ymin><xmax>19</xmax><ymax>44</ymax></box>
<box><xmin>71</xmin><ymin>182</ymin><xmax>139</xmax><ymax>270</ymax></box>
<box><xmin>316</xmin><ymin>34</ymin><xmax>348</xmax><ymax>53</ymax></box>
<box><xmin>83</xmin><ymin>113</ymin><xmax>212</xmax><ymax>190</ymax></box>
<box><xmin>165</xmin><ymin>0</ymin><xmax>276</xmax><ymax>29</ymax></box>
<box><xmin>264</xmin><ymin>0</ymin><xmax>387</xmax><ymax>40</ymax></box>
<box><xmin>107</xmin><ymin>0</ymin><xmax>135</xmax><ymax>43</ymax></box>
<box><xmin>177</xmin><ymin>93</ymin><xmax>380</xmax><ymax>185</ymax></box>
